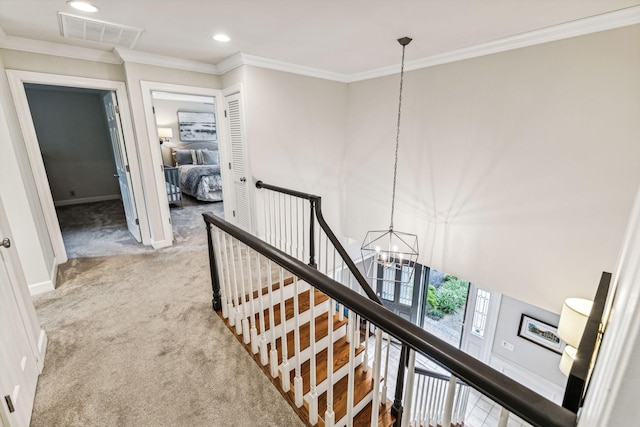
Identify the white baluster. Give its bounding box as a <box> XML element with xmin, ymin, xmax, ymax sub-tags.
<box><xmin>498</xmin><ymin>407</ymin><xmax>510</xmax><ymax>427</ymax></box>
<box><xmin>236</xmin><ymin>243</ymin><xmax>250</xmax><ymax>342</ymax></box>
<box><xmin>381</xmin><ymin>331</ymin><xmax>391</xmax><ymax>402</ymax></box>
<box><xmin>222</xmin><ymin>233</ymin><xmax>238</xmax><ymax>326</ymax></box>
<box><xmin>288</xmin><ymin>194</ymin><xmax>293</xmax><ymax>257</ymax></box>
<box><xmin>370</xmin><ymin>327</ymin><xmax>383</xmax><ymax>427</ymax></box>
<box><xmin>247</xmin><ymin>247</ymin><xmax>258</xmax><ymax>353</ymax></box>
<box><xmin>212</xmin><ymin>227</ymin><xmax>228</xmax><ymax>320</ymax></box>
<box><xmin>293</xmin><ymin>276</ymin><xmax>303</xmax><ymax>407</ymax></box>
<box><xmin>308</xmin><ymin>284</ymin><xmax>318</xmax><ymax>424</ymax></box>
<box><xmin>225</xmin><ymin>233</ymin><xmax>242</xmax><ymax>332</ymax></box>
<box><xmin>268</xmin><ymin>260</ymin><xmax>279</xmax><ymax>378</ymax></box>
<box><xmin>346</xmin><ymin>315</ymin><xmax>356</xmax><ymax>426</ymax></box>
<box><xmin>257</xmin><ymin>253</ymin><xmax>269</xmax><ymax>366</ymax></box>
<box><xmin>279</xmin><ymin>267</ymin><xmax>290</xmax><ymax>392</ymax></box>
<box><xmin>325</xmin><ymin>296</ymin><xmax>335</xmax><ymax>427</ymax></box>
<box><xmin>442</xmin><ymin>375</ymin><xmax>457</xmax><ymax>427</ymax></box>
<box><xmin>418</xmin><ymin>376</ymin><xmax>428</xmax><ymax>427</ymax></box>
<box><xmin>363</xmin><ymin>320</ymin><xmax>370</xmax><ymax>372</ymax></box>
<box><xmin>400</xmin><ymin>349</ymin><xmax>416</xmax><ymax>427</ymax></box>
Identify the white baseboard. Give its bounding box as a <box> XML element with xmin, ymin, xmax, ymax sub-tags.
<box><xmin>36</xmin><ymin>329</ymin><xmax>47</xmax><ymax>373</ymax></box>
<box><xmin>151</xmin><ymin>238</ymin><xmax>172</xmax><ymax>249</ymax></box>
<box><xmin>489</xmin><ymin>354</ymin><xmax>565</xmax><ymax>405</ymax></box>
<box><xmin>29</xmin><ymin>279</ymin><xmax>55</xmax><ymax>295</ymax></box>
<box><xmin>54</xmin><ymin>194</ymin><xmax>120</xmax><ymax>207</ymax></box>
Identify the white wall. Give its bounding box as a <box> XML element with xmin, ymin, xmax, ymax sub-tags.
<box><xmin>241</xmin><ymin>66</ymin><xmax>349</xmax><ymax>236</ymax></box>
<box><xmin>25</xmin><ymin>86</ymin><xmax>120</xmax><ymax>204</ymax></box>
<box><xmin>490</xmin><ymin>296</ymin><xmax>566</xmax><ymax>389</ymax></box>
<box><xmin>343</xmin><ymin>25</ymin><xmax>640</xmax><ymax>312</ymax></box>
<box><xmin>0</xmin><ymin>54</ymin><xmax>55</xmax><ymax>291</ymax></box>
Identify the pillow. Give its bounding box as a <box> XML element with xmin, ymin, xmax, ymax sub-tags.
<box><xmin>201</xmin><ymin>150</ymin><xmax>219</xmax><ymax>165</ymax></box>
<box><xmin>173</xmin><ymin>149</ymin><xmax>193</xmax><ymax>166</ymax></box>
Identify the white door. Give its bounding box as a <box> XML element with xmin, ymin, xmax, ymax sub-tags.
<box><xmin>224</xmin><ymin>92</ymin><xmax>252</xmax><ymax>232</ymax></box>
<box><xmin>101</xmin><ymin>92</ymin><xmax>141</xmax><ymax>242</ymax></box>
<box><xmin>460</xmin><ymin>284</ymin><xmax>502</xmax><ymax>364</ymax></box>
<box><xmin>0</xmin><ymin>218</ymin><xmax>40</xmax><ymax>427</ymax></box>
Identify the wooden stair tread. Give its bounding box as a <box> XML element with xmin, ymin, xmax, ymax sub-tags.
<box><xmin>317</xmin><ymin>364</ymin><xmax>374</xmax><ymax>422</ymax></box>
<box><xmin>291</xmin><ymin>335</ymin><xmax>365</xmax><ymax>395</ymax></box>
<box><xmin>274</xmin><ymin>311</ymin><xmax>347</xmax><ymax>364</ymax></box>
<box><xmin>254</xmin><ymin>288</ymin><xmax>328</xmax><ymax>331</ymax></box>
<box><xmin>352</xmin><ymin>399</ymin><xmax>395</xmax><ymax>427</ymax></box>
<box><xmin>246</xmin><ymin>277</ymin><xmax>294</xmax><ymax>301</ymax></box>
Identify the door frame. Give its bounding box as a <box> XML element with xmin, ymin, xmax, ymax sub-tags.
<box><xmin>140</xmin><ymin>81</ymin><xmax>235</xmax><ymax>232</ymax></box>
<box><xmin>5</xmin><ymin>70</ymin><xmax>150</xmax><ymax>264</ymax></box>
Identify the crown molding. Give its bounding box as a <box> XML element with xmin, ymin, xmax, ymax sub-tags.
<box><xmin>0</xmin><ymin>35</ymin><xmax>122</xmax><ymax>64</ymax></box>
<box><xmin>240</xmin><ymin>53</ymin><xmax>349</xmax><ymax>82</ymax></box>
<box><xmin>1</xmin><ymin>5</ymin><xmax>638</xmax><ymax>82</ymax></box>
<box><xmin>113</xmin><ymin>47</ymin><xmax>218</xmax><ymax>75</ymax></box>
<box><xmin>347</xmin><ymin>5</ymin><xmax>640</xmax><ymax>82</ymax></box>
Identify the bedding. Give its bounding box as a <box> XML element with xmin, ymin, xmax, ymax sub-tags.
<box><xmin>178</xmin><ymin>163</ymin><xmax>223</xmax><ymax>202</ymax></box>
<box><xmin>170</xmin><ymin>145</ymin><xmax>223</xmax><ymax>202</ymax></box>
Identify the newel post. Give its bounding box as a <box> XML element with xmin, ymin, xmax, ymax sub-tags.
<box><xmin>206</xmin><ymin>221</ymin><xmax>222</xmax><ymax>311</ymax></box>
<box><xmin>392</xmin><ymin>343</ymin><xmax>408</xmax><ymax>426</ymax></box>
<box><xmin>308</xmin><ymin>198</ymin><xmax>317</xmax><ymax>269</ymax></box>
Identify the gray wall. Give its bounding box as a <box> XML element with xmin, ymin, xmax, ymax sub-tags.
<box><xmin>492</xmin><ymin>295</ymin><xmax>566</xmax><ymax>387</ymax></box>
<box><xmin>25</xmin><ymin>86</ymin><xmax>120</xmax><ymax>204</ymax></box>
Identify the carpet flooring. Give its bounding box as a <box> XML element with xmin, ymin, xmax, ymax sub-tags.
<box><xmin>31</xmin><ymin>197</ymin><xmax>304</xmax><ymax>426</ymax></box>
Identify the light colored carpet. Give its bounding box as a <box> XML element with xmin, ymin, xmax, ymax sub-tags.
<box><xmin>31</xmin><ymin>198</ymin><xmax>304</xmax><ymax>426</ymax></box>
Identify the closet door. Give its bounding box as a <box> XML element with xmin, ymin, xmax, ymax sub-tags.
<box><xmin>0</xmin><ymin>197</ymin><xmax>40</xmax><ymax>427</ymax></box>
<box><xmin>224</xmin><ymin>92</ymin><xmax>252</xmax><ymax>232</ymax></box>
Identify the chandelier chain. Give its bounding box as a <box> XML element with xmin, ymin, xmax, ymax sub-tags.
<box><xmin>390</xmin><ymin>42</ymin><xmax>407</xmax><ymax>231</ymax></box>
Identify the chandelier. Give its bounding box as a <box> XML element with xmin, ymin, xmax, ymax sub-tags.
<box><xmin>361</xmin><ymin>37</ymin><xmax>419</xmax><ymax>286</ymax></box>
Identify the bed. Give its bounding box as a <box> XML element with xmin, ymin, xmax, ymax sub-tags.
<box><xmin>168</xmin><ymin>142</ymin><xmax>223</xmax><ymax>202</ymax></box>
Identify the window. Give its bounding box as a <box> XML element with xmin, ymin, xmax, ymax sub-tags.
<box><xmin>381</xmin><ymin>267</ymin><xmax>395</xmax><ymax>301</ymax></box>
<box><xmin>471</xmin><ymin>289</ymin><xmax>491</xmax><ymax>338</ymax></box>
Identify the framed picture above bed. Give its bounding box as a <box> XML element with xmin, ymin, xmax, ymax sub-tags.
<box><xmin>177</xmin><ymin>111</ymin><xmax>216</xmax><ymax>142</ymax></box>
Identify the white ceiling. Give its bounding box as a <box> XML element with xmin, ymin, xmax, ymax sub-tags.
<box><xmin>1</xmin><ymin>0</ymin><xmax>639</xmax><ymax>76</ymax></box>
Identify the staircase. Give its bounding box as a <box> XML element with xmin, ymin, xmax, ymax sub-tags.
<box><xmin>219</xmin><ymin>260</ymin><xmax>395</xmax><ymax>427</ymax></box>
<box><xmin>202</xmin><ymin>180</ymin><xmax>580</xmax><ymax>427</ymax></box>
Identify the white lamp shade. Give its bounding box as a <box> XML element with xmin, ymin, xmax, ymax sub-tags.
<box><xmin>158</xmin><ymin>127</ymin><xmax>173</xmax><ymax>138</ymax></box>
<box><xmin>559</xmin><ymin>345</ymin><xmax>577</xmax><ymax>376</ymax></box>
<box><xmin>557</xmin><ymin>298</ymin><xmax>593</xmax><ymax>348</ymax></box>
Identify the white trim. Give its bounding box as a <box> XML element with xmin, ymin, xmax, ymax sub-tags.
<box><xmin>54</xmin><ymin>194</ymin><xmax>120</xmax><ymax>207</ymax></box>
<box><xmin>28</xmin><ymin>279</ymin><xmax>55</xmax><ymax>296</ymax></box>
<box><xmin>5</xmin><ymin>70</ymin><xmax>152</xmax><ymax>265</ymax></box>
<box><xmin>2</xmin><ymin>6</ymin><xmax>637</xmax><ymax>84</ymax></box>
<box><xmin>0</xmin><ymin>35</ymin><xmax>121</xmax><ymax>64</ymax></box>
<box><xmin>36</xmin><ymin>329</ymin><xmax>47</xmax><ymax>373</ymax></box>
<box><xmin>348</xmin><ymin>5</ymin><xmax>640</xmax><ymax>82</ymax></box>
<box><xmin>115</xmin><ymin>47</ymin><xmax>218</xmax><ymax>74</ymax></box>
<box><xmin>489</xmin><ymin>354</ymin><xmax>565</xmax><ymax>405</ymax></box>
<box><xmin>578</xmin><ymin>185</ymin><xmax>640</xmax><ymax>426</ymax></box>
<box><xmin>139</xmin><ymin>80</ymin><xmax>227</xmax><ymax>245</ymax></box>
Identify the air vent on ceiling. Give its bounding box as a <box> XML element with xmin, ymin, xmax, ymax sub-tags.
<box><xmin>59</xmin><ymin>13</ymin><xmax>143</xmax><ymax>49</ymax></box>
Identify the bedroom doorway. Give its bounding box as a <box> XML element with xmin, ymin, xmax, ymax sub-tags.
<box><xmin>146</xmin><ymin>89</ymin><xmax>225</xmax><ymax>239</ymax></box>
<box><xmin>22</xmin><ymin>84</ymin><xmax>142</xmax><ymax>258</ymax></box>
<box><xmin>140</xmin><ymin>81</ymin><xmax>252</xmax><ymax>238</ymax></box>
<box><xmin>6</xmin><ymin>70</ymin><xmax>149</xmax><ymax>267</ymax></box>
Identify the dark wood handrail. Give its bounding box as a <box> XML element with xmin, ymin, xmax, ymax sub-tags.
<box><xmin>203</xmin><ymin>212</ymin><xmax>577</xmax><ymax>427</ymax></box>
<box><xmin>255</xmin><ymin>180</ymin><xmax>382</xmax><ymax>305</ymax></box>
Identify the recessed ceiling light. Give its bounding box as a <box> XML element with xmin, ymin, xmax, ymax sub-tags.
<box><xmin>67</xmin><ymin>1</ymin><xmax>100</xmax><ymax>13</ymax></box>
<box><xmin>213</xmin><ymin>34</ymin><xmax>230</xmax><ymax>42</ymax></box>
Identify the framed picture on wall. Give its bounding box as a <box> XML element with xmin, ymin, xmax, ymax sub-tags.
<box><xmin>177</xmin><ymin>111</ymin><xmax>216</xmax><ymax>141</ymax></box>
<box><xmin>517</xmin><ymin>314</ymin><xmax>563</xmax><ymax>354</ymax></box>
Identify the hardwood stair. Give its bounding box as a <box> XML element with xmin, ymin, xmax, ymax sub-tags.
<box><xmin>218</xmin><ymin>280</ymin><xmax>395</xmax><ymax>427</ymax></box>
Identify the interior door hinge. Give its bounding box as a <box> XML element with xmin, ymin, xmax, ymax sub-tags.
<box><xmin>135</xmin><ymin>218</ymin><xmax>139</xmax><ymax>225</ymax></box>
<box><xmin>169</xmin><ymin>218</ymin><xmax>172</xmax><ymax>224</ymax></box>
<box><xmin>115</xmin><ymin>105</ymin><xmax>120</xmax><ymax>114</ymax></box>
<box><xmin>125</xmin><ymin>165</ymin><xmax>130</xmax><ymax>172</ymax></box>
<box><xmin>4</xmin><ymin>395</ymin><xmax>15</xmax><ymax>413</ymax></box>
<box><xmin>233</xmin><ymin>210</ymin><xmax>236</xmax><ymax>217</ymax></box>
<box><xmin>228</xmin><ymin>162</ymin><xmax>231</xmax><ymax>170</ymax></box>
<box><xmin>152</xmin><ymin>106</ymin><xmax>155</xmax><ymax>114</ymax></box>
<box><xmin>224</xmin><ymin>110</ymin><xmax>227</xmax><ymax>118</ymax></box>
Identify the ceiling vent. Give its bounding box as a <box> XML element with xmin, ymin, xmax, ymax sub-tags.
<box><xmin>59</xmin><ymin>13</ymin><xmax>143</xmax><ymax>49</ymax></box>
